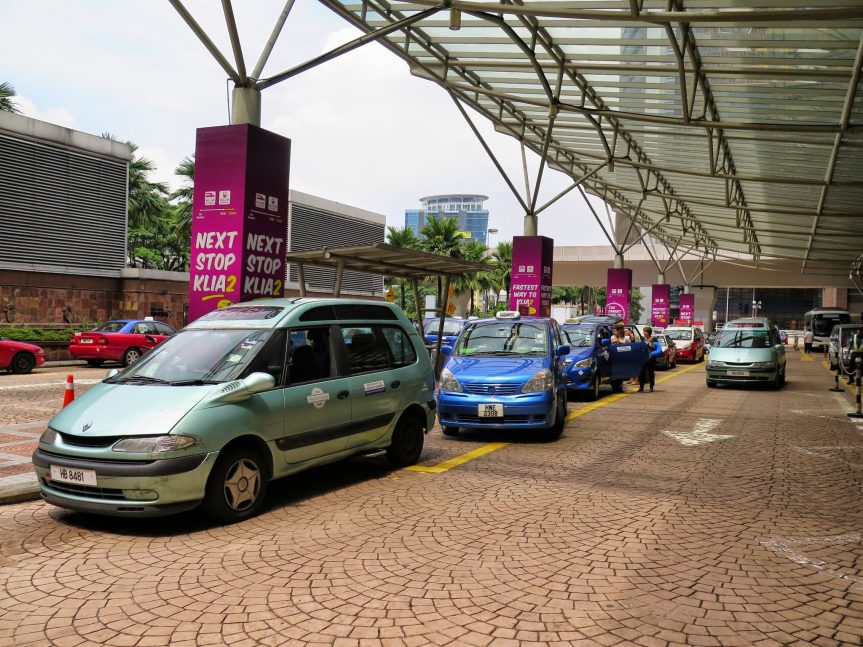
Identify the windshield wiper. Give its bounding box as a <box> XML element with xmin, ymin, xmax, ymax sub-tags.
<box><xmin>115</xmin><ymin>376</ymin><xmax>172</xmax><ymax>385</ymax></box>
<box><xmin>169</xmin><ymin>379</ymin><xmax>220</xmax><ymax>386</ymax></box>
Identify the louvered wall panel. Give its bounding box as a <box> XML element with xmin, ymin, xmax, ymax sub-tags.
<box><xmin>288</xmin><ymin>203</ymin><xmax>384</xmax><ymax>295</ymax></box>
<box><xmin>0</xmin><ymin>134</ymin><xmax>127</xmax><ymax>272</ymax></box>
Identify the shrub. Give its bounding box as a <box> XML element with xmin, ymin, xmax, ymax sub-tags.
<box><xmin>0</xmin><ymin>325</ymin><xmax>94</xmax><ymax>342</ymax></box>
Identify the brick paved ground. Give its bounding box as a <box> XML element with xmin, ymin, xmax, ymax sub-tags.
<box><xmin>2</xmin><ymin>355</ymin><xmax>863</xmax><ymax>646</ymax></box>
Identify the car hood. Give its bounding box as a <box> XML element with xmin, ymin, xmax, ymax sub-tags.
<box><xmin>445</xmin><ymin>355</ymin><xmax>550</xmax><ymax>382</ymax></box>
<box><xmin>0</xmin><ymin>339</ymin><xmax>42</xmax><ymax>353</ymax></box>
<box><xmin>709</xmin><ymin>347</ymin><xmax>775</xmax><ymax>363</ymax></box>
<box><xmin>564</xmin><ymin>347</ymin><xmax>594</xmax><ymax>363</ymax></box>
<box><xmin>48</xmin><ymin>382</ymin><xmax>214</xmax><ymax>437</ymax></box>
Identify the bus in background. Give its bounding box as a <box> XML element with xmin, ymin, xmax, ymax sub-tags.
<box><xmin>804</xmin><ymin>307</ymin><xmax>850</xmax><ymax>351</ymax></box>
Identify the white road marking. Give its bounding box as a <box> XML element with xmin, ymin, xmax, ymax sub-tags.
<box><xmin>662</xmin><ymin>418</ymin><xmax>733</xmax><ymax>446</ymax></box>
<box><xmin>0</xmin><ymin>380</ymin><xmax>101</xmax><ymax>391</ymax></box>
<box><xmin>761</xmin><ymin>534</ymin><xmax>863</xmax><ymax>591</ymax></box>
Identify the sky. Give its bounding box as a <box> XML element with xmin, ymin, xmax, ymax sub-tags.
<box><xmin>0</xmin><ymin>0</ymin><xmax>612</xmax><ymax>247</ymax></box>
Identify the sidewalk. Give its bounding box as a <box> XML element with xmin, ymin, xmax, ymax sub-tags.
<box><xmin>0</xmin><ymin>421</ymin><xmax>45</xmax><ymax>504</ymax></box>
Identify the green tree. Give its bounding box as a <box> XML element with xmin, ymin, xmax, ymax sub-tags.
<box><xmin>452</xmin><ymin>239</ymin><xmax>490</xmax><ymax>314</ymax></box>
<box><xmin>386</xmin><ymin>226</ymin><xmax>420</xmax><ymax>312</ymax></box>
<box><xmin>490</xmin><ymin>241</ymin><xmax>513</xmax><ymax>303</ymax></box>
<box><xmin>127</xmin><ymin>200</ymin><xmax>189</xmax><ymax>271</ymax></box>
<box><xmin>420</xmin><ymin>216</ymin><xmax>463</xmax><ymax>309</ymax></box>
<box><xmin>629</xmin><ymin>288</ymin><xmax>644</xmax><ymax>323</ymax></box>
<box><xmin>552</xmin><ymin>286</ymin><xmax>582</xmax><ymax>304</ymax></box>
<box><xmin>102</xmin><ymin>133</ymin><xmax>169</xmax><ymax>230</ymax></box>
<box><xmin>0</xmin><ymin>82</ymin><xmax>21</xmax><ymax>114</ymax></box>
<box><xmin>171</xmin><ymin>155</ymin><xmax>195</xmax><ymax>240</ymax></box>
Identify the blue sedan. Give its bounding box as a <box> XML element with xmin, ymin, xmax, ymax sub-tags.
<box><xmin>435</xmin><ymin>312</ymin><xmax>570</xmax><ymax>439</ymax></box>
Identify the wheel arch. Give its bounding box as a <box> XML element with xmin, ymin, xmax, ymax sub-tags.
<box><xmin>397</xmin><ymin>403</ymin><xmax>429</xmax><ymax>432</ymax></box>
<box><xmin>217</xmin><ymin>434</ymin><xmax>274</xmax><ymax>480</ymax></box>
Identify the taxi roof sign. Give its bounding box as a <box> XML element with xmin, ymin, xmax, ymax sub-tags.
<box><xmin>495</xmin><ymin>310</ymin><xmax>521</xmax><ymax>320</ymax></box>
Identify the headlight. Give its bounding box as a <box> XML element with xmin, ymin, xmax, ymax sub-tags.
<box><xmin>112</xmin><ymin>435</ymin><xmax>198</xmax><ymax>453</ymax></box>
<box><xmin>39</xmin><ymin>427</ymin><xmax>57</xmax><ymax>444</ymax></box>
<box><xmin>573</xmin><ymin>358</ymin><xmax>592</xmax><ymax>368</ymax></box>
<box><xmin>522</xmin><ymin>369</ymin><xmax>554</xmax><ymax>393</ymax></box>
<box><xmin>438</xmin><ymin>368</ymin><xmax>463</xmax><ymax>393</ymax></box>
<box><xmin>707</xmin><ymin>360</ymin><xmax>724</xmax><ymax>367</ymax></box>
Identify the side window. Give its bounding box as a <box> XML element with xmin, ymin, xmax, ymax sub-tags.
<box><xmin>341</xmin><ymin>326</ymin><xmax>391</xmax><ymax>374</ymax></box>
<box><xmin>155</xmin><ymin>323</ymin><xmax>174</xmax><ymax>336</ymax></box>
<box><xmin>287</xmin><ymin>327</ymin><xmax>334</xmax><ymax>385</ymax></box>
<box><xmin>242</xmin><ymin>329</ymin><xmax>288</xmax><ymax>387</ymax></box>
<box><xmin>381</xmin><ymin>326</ymin><xmax>417</xmax><ymax>368</ymax></box>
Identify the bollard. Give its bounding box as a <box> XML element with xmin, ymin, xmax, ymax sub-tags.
<box><xmin>830</xmin><ymin>365</ymin><xmax>845</xmax><ymax>392</ymax></box>
<box><xmin>849</xmin><ymin>357</ymin><xmax>863</xmax><ymax>420</ymax></box>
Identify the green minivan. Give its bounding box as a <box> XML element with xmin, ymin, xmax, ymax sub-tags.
<box><xmin>33</xmin><ymin>299</ymin><xmax>436</xmax><ymax>522</ymax></box>
<box><xmin>706</xmin><ymin>317</ymin><xmax>786</xmax><ymax>389</ymax></box>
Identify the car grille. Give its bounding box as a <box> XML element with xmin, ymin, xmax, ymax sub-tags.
<box><xmin>463</xmin><ymin>383</ymin><xmax>522</xmax><ymax>395</ymax></box>
<box><xmin>44</xmin><ymin>479</ymin><xmax>127</xmax><ymax>500</ymax></box>
<box><xmin>723</xmin><ymin>362</ymin><xmax>754</xmax><ymax>367</ymax></box>
<box><xmin>455</xmin><ymin>414</ymin><xmax>545</xmax><ymax>424</ymax></box>
<box><xmin>60</xmin><ymin>433</ymin><xmax>122</xmax><ymax>448</ymax></box>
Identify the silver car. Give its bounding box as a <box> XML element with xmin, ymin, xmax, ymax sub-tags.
<box><xmin>706</xmin><ymin>318</ymin><xmax>786</xmax><ymax>389</ymax></box>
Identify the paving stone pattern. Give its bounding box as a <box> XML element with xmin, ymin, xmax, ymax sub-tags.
<box><xmin>1</xmin><ymin>358</ymin><xmax>863</xmax><ymax>646</ymax></box>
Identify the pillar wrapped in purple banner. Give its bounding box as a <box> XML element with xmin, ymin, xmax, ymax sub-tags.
<box><xmin>679</xmin><ymin>293</ymin><xmax>695</xmax><ymax>323</ymax></box>
<box><xmin>606</xmin><ymin>268</ymin><xmax>632</xmax><ymax>321</ymax></box>
<box><xmin>509</xmin><ymin>236</ymin><xmax>554</xmax><ymax>317</ymax></box>
<box><xmin>651</xmin><ymin>284</ymin><xmax>670</xmax><ymax>327</ymax></box>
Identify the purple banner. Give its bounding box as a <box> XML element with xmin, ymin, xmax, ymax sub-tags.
<box><xmin>189</xmin><ymin>124</ymin><xmax>290</xmax><ymax>321</ymax></box>
<box><xmin>509</xmin><ymin>236</ymin><xmax>553</xmax><ymax>317</ymax></box>
<box><xmin>606</xmin><ymin>268</ymin><xmax>632</xmax><ymax>321</ymax></box>
<box><xmin>679</xmin><ymin>293</ymin><xmax>695</xmax><ymax>323</ymax></box>
<box><xmin>651</xmin><ymin>284</ymin><xmax>670</xmax><ymax>327</ymax></box>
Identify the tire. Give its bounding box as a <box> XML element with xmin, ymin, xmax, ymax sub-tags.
<box><xmin>10</xmin><ymin>352</ymin><xmax>35</xmax><ymax>375</ymax></box>
<box><xmin>546</xmin><ymin>393</ymin><xmax>567</xmax><ymax>440</ymax></box>
<box><xmin>611</xmin><ymin>379</ymin><xmax>624</xmax><ymax>393</ymax></box>
<box><xmin>706</xmin><ymin>379</ymin><xmax>717</xmax><ymax>388</ymax></box>
<box><xmin>387</xmin><ymin>415</ymin><xmax>425</xmax><ymax>467</ymax></box>
<box><xmin>587</xmin><ymin>376</ymin><xmax>600</xmax><ymax>401</ymax></box>
<box><xmin>85</xmin><ymin>359</ymin><xmax>105</xmax><ymax>367</ymax></box>
<box><xmin>442</xmin><ymin>425</ymin><xmax>460</xmax><ymax>437</ymax></box>
<box><xmin>203</xmin><ymin>446</ymin><xmax>269</xmax><ymax>523</ymax></box>
<box><xmin>778</xmin><ymin>368</ymin><xmax>786</xmax><ymax>388</ymax></box>
<box><xmin>698</xmin><ymin>350</ymin><xmax>705</xmax><ymax>362</ymax></box>
<box><xmin>122</xmin><ymin>347</ymin><xmax>142</xmax><ymax>367</ymax></box>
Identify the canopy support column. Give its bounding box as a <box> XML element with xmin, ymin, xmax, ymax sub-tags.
<box><xmin>296</xmin><ymin>263</ymin><xmax>307</xmax><ymax>297</ymax></box>
<box><xmin>413</xmin><ymin>279</ymin><xmax>425</xmax><ymax>337</ymax></box>
<box><xmin>434</xmin><ymin>275</ymin><xmax>451</xmax><ymax>378</ymax></box>
<box><xmin>333</xmin><ymin>260</ymin><xmax>345</xmax><ymax>297</ymax></box>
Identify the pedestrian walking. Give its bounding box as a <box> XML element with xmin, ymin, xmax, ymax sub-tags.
<box><xmin>804</xmin><ymin>329</ymin><xmax>814</xmax><ymax>354</ymax></box>
<box><xmin>639</xmin><ymin>326</ymin><xmax>656</xmax><ymax>392</ymax></box>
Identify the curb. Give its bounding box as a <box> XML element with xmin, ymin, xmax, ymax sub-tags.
<box><xmin>0</xmin><ymin>474</ymin><xmax>40</xmax><ymax>505</ymax></box>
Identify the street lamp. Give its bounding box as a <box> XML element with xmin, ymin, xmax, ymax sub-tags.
<box><xmin>487</xmin><ymin>227</ymin><xmax>498</xmax><ymax>248</ymax></box>
<box><xmin>752</xmin><ymin>300</ymin><xmax>762</xmax><ymax>317</ymax></box>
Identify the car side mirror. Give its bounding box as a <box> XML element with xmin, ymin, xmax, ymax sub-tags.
<box><xmin>207</xmin><ymin>372</ymin><xmax>276</xmax><ymax>405</ymax></box>
<box><xmin>106</xmin><ymin>368</ymin><xmax>120</xmax><ymax>379</ymax></box>
<box><xmin>556</xmin><ymin>344</ymin><xmax>571</xmax><ymax>357</ymax></box>
<box><xmin>439</xmin><ymin>345</ymin><xmax>453</xmax><ymax>358</ymax></box>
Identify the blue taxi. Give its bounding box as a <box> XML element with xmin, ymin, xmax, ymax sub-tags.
<box><xmin>435</xmin><ymin>312</ymin><xmax>570</xmax><ymax>439</ymax></box>
<box><xmin>423</xmin><ymin>317</ymin><xmax>468</xmax><ymax>347</ymax></box>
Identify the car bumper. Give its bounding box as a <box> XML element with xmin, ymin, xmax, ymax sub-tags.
<box><xmin>676</xmin><ymin>348</ymin><xmax>695</xmax><ymax>361</ymax></box>
<box><xmin>68</xmin><ymin>344</ymin><xmax>120</xmax><ymax>361</ymax></box>
<box><xmin>436</xmin><ymin>390</ymin><xmax>556</xmax><ymax>429</ymax></box>
<box><xmin>706</xmin><ymin>367</ymin><xmax>778</xmax><ymax>383</ymax></box>
<box><xmin>564</xmin><ymin>367</ymin><xmax>595</xmax><ymax>389</ymax></box>
<box><xmin>32</xmin><ymin>447</ymin><xmax>218</xmax><ymax>517</ymax></box>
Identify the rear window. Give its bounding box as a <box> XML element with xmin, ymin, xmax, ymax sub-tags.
<box><xmin>300</xmin><ymin>304</ymin><xmax>398</xmax><ymax>322</ymax></box>
<box><xmin>94</xmin><ymin>321</ymin><xmax>128</xmax><ymax>333</ymax></box>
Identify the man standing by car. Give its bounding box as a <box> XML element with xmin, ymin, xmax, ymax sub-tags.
<box><xmin>804</xmin><ymin>329</ymin><xmax>814</xmax><ymax>354</ymax></box>
<box><xmin>639</xmin><ymin>326</ymin><xmax>657</xmax><ymax>392</ymax></box>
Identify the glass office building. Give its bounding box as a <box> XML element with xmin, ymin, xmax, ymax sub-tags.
<box><xmin>405</xmin><ymin>194</ymin><xmax>490</xmax><ymax>244</ymax></box>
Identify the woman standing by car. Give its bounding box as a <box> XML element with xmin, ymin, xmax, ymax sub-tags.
<box><xmin>639</xmin><ymin>326</ymin><xmax>657</xmax><ymax>392</ymax></box>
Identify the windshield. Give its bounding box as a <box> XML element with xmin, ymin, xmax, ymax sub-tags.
<box><xmin>108</xmin><ymin>328</ymin><xmax>275</xmax><ymax>384</ymax></box>
<box><xmin>426</xmin><ymin>319</ymin><xmax>464</xmax><ymax>336</ymax></box>
<box><xmin>95</xmin><ymin>321</ymin><xmax>128</xmax><ymax>333</ymax></box>
<box><xmin>716</xmin><ymin>329</ymin><xmax>770</xmax><ymax>349</ymax></box>
<box><xmin>665</xmin><ymin>329</ymin><xmax>692</xmax><ymax>341</ymax></box>
<box><xmin>561</xmin><ymin>327</ymin><xmax>595</xmax><ymax>348</ymax></box>
<box><xmin>814</xmin><ymin>313</ymin><xmax>850</xmax><ymax>337</ymax></box>
<box><xmin>455</xmin><ymin>321</ymin><xmax>549</xmax><ymax>356</ymax></box>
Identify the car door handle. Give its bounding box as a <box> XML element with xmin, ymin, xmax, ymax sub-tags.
<box><xmin>391</xmin><ymin>380</ymin><xmax>401</xmax><ymax>389</ymax></box>
<box><xmin>337</xmin><ymin>390</ymin><xmax>350</xmax><ymax>399</ymax></box>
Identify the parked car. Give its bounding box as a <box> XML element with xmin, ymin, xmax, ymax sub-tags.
<box><xmin>69</xmin><ymin>319</ymin><xmax>177</xmax><ymax>367</ymax></box>
<box><xmin>706</xmin><ymin>318</ymin><xmax>786</xmax><ymax>389</ymax></box>
<box><xmin>436</xmin><ymin>311</ymin><xmax>570</xmax><ymax>438</ymax></box>
<box><xmin>34</xmin><ymin>299</ymin><xmax>436</xmax><ymax>521</ymax></box>
<box><xmin>663</xmin><ymin>326</ymin><xmax>705</xmax><ymax>362</ymax></box>
<box><xmin>0</xmin><ymin>337</ymin><xmax>45</xmax><ymax>374</ymax></box>
<box><xmin>560</xmin><ymin>323</ymin><xmax>651</xmax><ymax>399</ymax></box>
<box><xmin>828</xmin><ymin>324</ymin><xmax>863</xmax><ymax>373</ymax></box>
<box><xmin>654</xmin><ymin>334</ymin><xmax>677</xmax><ymax>370</ymax></box>
<box><xmin>422</xmin><ymin>317</ymin><xmax>468</xmax><ymax>348</ymax></box>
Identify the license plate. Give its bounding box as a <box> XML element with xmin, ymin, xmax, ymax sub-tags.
<box><xmin>478</xmin><ymin>403</ymin><xmax>503</xmax><ymax>418</ymax></box>
<box><xmin>80</xmin><ymin>338</ymin><xmax>94</xmax><ymax>344</ymax></box>
<box><xmin>728</xmin><ymin>370</ymin><xmax>749</xmax><ymax>376</ymax></box>
<box><xmin>50</xmin><ymin>465</ymin><xmax>97</xmax><ymax>486</ymax></box>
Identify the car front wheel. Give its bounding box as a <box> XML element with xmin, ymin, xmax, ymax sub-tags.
<box><xmin>706</xmin><ymin>379</ymin><xmax>717</xmax><ymax>388</ymax></box>
<box><xmin>122</xmin><ymin>347</ymin><xmax>141</xmax><ymax>367</ymax></box>
<box><xmin>587</xmin><ymin>376</ymin><xmax>600</xmax><ymax>401</ymax></box>
<box><xmin>442</xmin><ymin>426</ymin><xmax>460</xmax><ymax>437</ymax></box>
<box><xmin>203</xmin><ymin>447</ymin><xmax>269</xmax><ymax>523</ymax></box>
<box><xmin>387</xmin><ymin>415</ymin><xmax>425</xmax><ymax>467</ymax></box>
<box><xmin>10</xmin><ymin>352</ymin><xmax>35</xmax><ymax>374</ymax></box>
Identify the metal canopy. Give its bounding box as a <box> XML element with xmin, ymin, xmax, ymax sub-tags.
<box><xmin>315</xmin><ymin>0</ymin><xmax>863</xmax><ymax>275</ymax></box>
<box><xmin>285</xmin><ymin>243</ymin><xmax>490</xmax><ymax>283</ymax></box>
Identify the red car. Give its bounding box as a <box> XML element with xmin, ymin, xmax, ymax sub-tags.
<box><xmin>0</xmin><ymin>338</ymin><xmax>45</xmax><ymax>374</ymax></box>
<box><xmin>70</xmin><ymin>319</ymin><xmax>177</xmax><ymax>367</ymax></box>
<box><xmin>663</xmin><ymin>326</ymin><xmax>705</xmax><ymax>362</ymax></box>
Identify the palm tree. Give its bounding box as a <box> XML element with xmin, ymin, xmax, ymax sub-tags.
<box><xmin>386</xmin><ymin>226</ymin><xmax>419</xmax><ymax>312</ymax></box>
<box><xmin>171</xmin><ymin>155</ymin><xmax>195</xmax><ymax>239</ymax></box>
<box><xmin>491</xmin><ymin>241</ymin><xmax>513</xmax><ymax>304</ymax></box>
<box><xmin>0</xmin><ymin>82</ymin><xmax>21</xmax><ymax>114</ymax></box>
<box><xmin>452</xmin><ymin>239</ymin><xmax>490</xmax><ymax>314</ymax></box>
<box><xmin>420</xmin><ymin>216</ymin><xmax>463</xmax><ymax>309</ymax></box>
<box><xmin>102</xmin><ymin>133</ymin><xmax>169</xmax><ymax>230</ymax></box>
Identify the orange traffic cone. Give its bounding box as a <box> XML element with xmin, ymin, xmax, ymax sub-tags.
<box><xmin>63</xmin><ymin>375</ymin><xmax>75</xmax><ymax>407</ymax></box>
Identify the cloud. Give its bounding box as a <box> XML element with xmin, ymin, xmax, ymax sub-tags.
<box><xmin>15</xmin><ymin>96</ymin><xmax>76</xmax><ymax>130</ymax></box>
